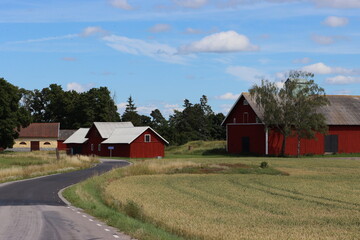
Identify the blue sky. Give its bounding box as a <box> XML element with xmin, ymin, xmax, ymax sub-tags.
<box><xmin>1</xmin><ymin>0</ymin><xmax>360</xmax><ymax>117</ymax></box>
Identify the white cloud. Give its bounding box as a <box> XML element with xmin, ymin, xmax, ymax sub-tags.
<box><xmin>137</xmin><ymin>105</ymin><xmax>157</xmax><ymax>115</ymax></box>
<box><xmin>117</xmin><ymin>102</ymin><xmax>127</xmax><ymax>113</ymax></box>
<box><xmin>109</xmin><ymin>0</ymin><xmax>133</xmax><ymax>10</ymax></box>
<box><xmin>293</xmin><ymin>57</ymin><xmax>312</xmax><ymax>64</ymax></box>
<box><xmin>302</xmin><ymin>62</ymin><xmax>356</xmax><ymax>75</ymax></box>
<box><xmin>226</xmin><ymin>66</ymin><xmax>265</xmax><ymax>82</ymax></box>
<box><xmin>149</xmin><ymin>24</ymin><xmax>172</xmax><ymax>33</ymax></box>
<box><xmin>179</xmin><ymin>31</ymin><xmax>259</xmax><ymax>54</ymax></box>
<box><xmin>326</xmin><ymin>75</ymin><xmax>360</xmax><ymax>84</ymax></box>
<box><xmin>311</xmin><ymin>34</ymin><xmax>335</xmax><ymax>45</ymax></box>
<box><xmin>163</xmin><ymin>104</ymin><xmax>183</xmax><ymax>115</ymax></box>
<box><xmin>216</xmin><ymin>92</ymin><xmax>240</xmax><ymax>100</ymax></box>
<box><xmin>81</xmin><ymin>26</ymin><xmax>108</xmax><ymax>37</ymax></box>
<box><xmin>67</xmin><ymin>82</ymin><xmax>94</xmax><ymax>93</ymax></box>
<box><xmin>323</xmin><ymin>16</ymin><xmax>349</xmax><ymax>27</ymax></box>
<box><xmin>313</xmin><ymin>0</ymin><xmax>360</xmax><ymax>8</ymax></box>
<box><xmin>184</xmin><ymin>27</ymin><xmax>203</xmax><ymax>34</ymax></box>
<box><xmin>173</xmin><ymin>0</ymin><xmax>208</xmax><ymax>8</ymax></box>
<box><xmin>102</xmin><ymin>34</ymin><xmax>187</xmax><ymax>64</ymax></box>
<box><xmin>9</xmin><ymin>34</ymin><xmax>77</xmax><ymax>44</ymax></box>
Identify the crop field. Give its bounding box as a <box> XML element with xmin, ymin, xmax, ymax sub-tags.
<box><xmin>65</xmin><ymin>155</ymin><xmax>360</xmax><ymax>240</ymax></box>
<box><xmin>0</xmin><ymin>151</ymin><xmax>98</xmax><ymax>182</ymax></box>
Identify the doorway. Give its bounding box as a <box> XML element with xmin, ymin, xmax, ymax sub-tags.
<box><xmin>324</xmin><ymin>135</ymin><xmax>338</xmax><ymax>153</ymax></box>
<box><xmin>242</xmin><ymin>137</ymin><xmax>250</xmax><ymax>153</ymax></box>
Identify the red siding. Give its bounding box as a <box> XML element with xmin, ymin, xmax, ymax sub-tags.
<box><xmin>223</xmin><ymin>96</ymin><xmax>258</xmax><ymax>125</ymax></box>
<box><xmin>57</xmin><ymin>140</ymin><xmax>67</xmax><ymax>150</ymax></box>
<box><xmin>267</xmin><ymin>125</ymin><xmax>360</xmax><ymax>156</ymax></box>
<box><xmin>129</xmin><ymin>130</ymin><xmax>165</xmax><ymax>158</ymax></box>
<box><xmin>84</xmin><ymin>125</ymin><xmax>106</xmax><ymax>156</ymax></box>
<box><xmin>227</xmin><ymin>124</ymin><xmax>265</xmax><ymax>155</ymax></box>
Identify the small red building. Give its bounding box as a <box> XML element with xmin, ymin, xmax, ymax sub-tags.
<box><xmin>64</xmin><ymin>122</ymin><xmax>168</xmax><ymax>158</ymax></box>
<box><xmin>222</xmin><ymin>93</ymin><xmax>360</xmax><ymax>156</ymax></box>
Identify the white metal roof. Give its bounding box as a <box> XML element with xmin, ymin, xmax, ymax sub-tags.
<box><xmin>63</xmin><ymin>128</ymin><xmax>89</xmax><ymax>144</ymax></box>
<box><xmin>93</xmin><ymin>122</ymin><xmax>134</xmax><ymax>138</ymax></box>
<box><xmin>101</xmin><ymin>127</ymin><xmax>169</xmax><ymax>145</ymax></box>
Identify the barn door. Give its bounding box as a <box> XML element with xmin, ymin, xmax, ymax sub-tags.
<box><xmin>324</xmin><ymin>135</ymin><xmax>338</xmax><ymax>153</ymax></box>
<box><xmin>242</xmin><ymin>137</ymin><xmax>250</xmax><ymax>153</ymax></box>
<box><xmin>31</xmin><ymin>141</ymin><xmax>40</xmax><ymax>151</ymax></box>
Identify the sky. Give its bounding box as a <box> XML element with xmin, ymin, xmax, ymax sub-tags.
<box><xmin>1</xmin><ymin>0</ymin><xmax>360</xmax><ymax>117</ymax></box>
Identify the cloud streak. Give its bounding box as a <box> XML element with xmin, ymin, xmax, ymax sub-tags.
<box><xmin>102</xmin><ymin>34</ymin><xmax>187</xmax><ymax>64</ymax></box>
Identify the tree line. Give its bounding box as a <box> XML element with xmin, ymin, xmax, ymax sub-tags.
<box><xmin>0</xmin><ymin>78</ymin><xmax>225</xmax><ymax>148</ymax></box>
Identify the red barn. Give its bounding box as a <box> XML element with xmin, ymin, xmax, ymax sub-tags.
<box><xmin>222</xmin><ymin>93</ymin><xmax>360</xmax><ymax>156</ymax></box>
<box><xmin>64</xmin><ymin>122</ymin><xmax>168</xmax><ymax>158</ymax></box>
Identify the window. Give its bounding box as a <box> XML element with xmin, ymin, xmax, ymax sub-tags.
<box><xmin>43</xmin><ymin>142</ymin><xmax>51</xmax><ymax>145</ymax></box>
<box><xmin>91</xmin><ymin>144</ymin><xmax>94</xmax><ymax>151</ymax></box>
<box><xmin>20</xmin><ymin>142</ymin><xmax>27</xmax><ymax>145</ymax></box>
<box><xmin>243</xmin><ymin>112</ymin><xmax>249</xmax><ymax>123</ymax></box>
<box><xmin>98</xmin><ymin>144</ymin><xmax>101</xmax><ymax>152</ymax></box>
<box><xmin>145</xmin><ymin>134</ymin><xmax>151</xmax><ymax>142</ymax></box>
<box><xmin>243</xmin><ymin>99</ymin><xmax>249</xmax><ymax>105</ymax></box>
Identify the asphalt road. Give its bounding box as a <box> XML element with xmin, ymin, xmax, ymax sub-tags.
<box><xmin>0</xmin><ymin>160</ymin><xmax>133</xmax><ymax>240</ymax></box>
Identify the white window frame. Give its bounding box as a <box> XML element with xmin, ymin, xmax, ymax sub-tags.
<box><xmin>144</xmin><ymin>134</ymin><xmax>151</xmax><ymax>143</ymax></box>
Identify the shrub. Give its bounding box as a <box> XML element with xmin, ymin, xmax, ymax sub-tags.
<box><xmin>260</xmin><ymin>161</ymin><xmax>268</xmax><ymax>168</ymax></box>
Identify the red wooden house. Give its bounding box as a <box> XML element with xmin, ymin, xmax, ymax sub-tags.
<box><xmin>222</xmin><ymin>93</ymin><xmax>360</xmax><ymax>156</ymax></box>
<box><xmin>64</xmin><ymin>122</ymin><xmax>168</xmax><ymax>158</ymax></box>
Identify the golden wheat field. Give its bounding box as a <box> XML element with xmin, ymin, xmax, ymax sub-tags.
<box><xmin>105</xmin><ymin>157</ymin><xmax>360</xmax><ymax>240</ymax></box>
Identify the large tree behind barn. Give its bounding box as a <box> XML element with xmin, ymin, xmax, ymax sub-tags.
<box><xmin>249</xmin><ymin>71</ymin><xmax>328</xmax><ymax>156</ymax></box>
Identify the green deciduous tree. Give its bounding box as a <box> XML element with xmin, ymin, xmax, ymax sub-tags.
<box><xmin>249</xmin><ymin>71</ymin><xmax>328</xmax><ymax>156</ymax></box>
<box><xmin>0</xmin><ymin>78</ymin><xmax>31</xmax><ymax>149</ymax></box>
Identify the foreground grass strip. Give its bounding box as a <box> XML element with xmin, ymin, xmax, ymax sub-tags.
<box><xmin>0</xmin><ymin>151</ymin><xmax>98</xmax><ymax>182</ymax></box>
<box><xmin>63</xmin><ymin>168</ymin><xmax>186</xmax><ymax>240</ymax></box>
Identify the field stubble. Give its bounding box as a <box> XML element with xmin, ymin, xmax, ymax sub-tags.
<box><xmin>103</xmin><ymin>157</ymin><xmax>360</xmax><ymax>240</ymax></box>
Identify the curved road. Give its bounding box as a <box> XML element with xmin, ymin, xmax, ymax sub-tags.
<box><xmin>0</xmin><ymin>160</ymin><xmax>132</xmax><ymax>240</ymax></box>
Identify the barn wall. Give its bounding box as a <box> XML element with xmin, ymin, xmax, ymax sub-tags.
<box><xmin>101</xmin><ymin>144</ymin><xmax>130</xmax><ymax>158</ymax></box>
<box><xmin>57</xmin><ymin>140</ymin><xmax>67</xmax><ymax>150</ymax></box>
<box><xmin>13</xmin><ymin>138</ymin><xmax>58</xmax><ymax>151</ymax></box>
<box><xmin>223</xmin><ymin>96</ymin><xmax>259</xmax><ymax>125</ymax></box>
<box><xmin>268</xmin><ymin>125</ymin><xmax>360</xmax><ymax>155</ymax></box>
<box><xmin>227</xmin><ymin>124</ymin><xmax>265</xmax><ymax>155</ymax></box>
<box><xmin>84</xmin><ymin>125</ymin><xmax>106</xmax><ymax>156</ymax></box>
<box><xmin>130</xmin><ymin>129</ymin><xmax>165</xmax><ymax>158</ymax></box>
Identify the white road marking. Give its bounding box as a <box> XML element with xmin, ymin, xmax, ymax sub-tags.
<box><xmin>82</xmin><ymin>215</ymin><xmax>87</xmax><ymax>218</ymax></box>
<box><xmin>76</xmin><ymin>211</ymin><xmax>81</xmax><ymax>214</ymax></box>
<box><xmin>113</xmin><ymin>235</ymin><xmax>120</xmax><ymax>238</ymax></box>
<box><xmin>89</xmin><ymin>219</ymin><xmax>93</xmax><ymax>222</ymax></box>
<box><xmin>105</xmin><ymin>228</ymin><xmax>110</xmax><ymax>232</ymax></box>
<box><xmin>97</xmin><ymin>224</ymin><xmax>102</xmax><ymax>227</ymax></box>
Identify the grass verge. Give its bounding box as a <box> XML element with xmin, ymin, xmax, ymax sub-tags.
<box><xmin>0</xmin><ymin>151</ymin><xmax>98</xmax><ymax>183</ymax></box>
